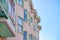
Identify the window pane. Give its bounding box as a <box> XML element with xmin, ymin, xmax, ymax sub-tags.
<box><xmin>18</xmin><ymin>0</ymin><xmax>23</xmax><ymax>6</ymax></box>
<box><xmin>30</xmin><ymin>17</ymin><xmax>33</xmax><ymax>22</ymax></box>
<box><xmin>29</xmin><ymin>34</ymin><xmax>33</xmax><ymax>40</ymax></box>
<box><xmin>23</xmin><ymin>31</ymin><xmax>27</xmax><ymax>40</ymax></box>
<box><xmin>18</xmin><ymin>26</ymin><xmax>23</xmax><ymax>33</ymax></box>
<box><xmin>18</xmin><ymin>17</ymin><xmax>23</xmax><ymax>26</ymax></box>
<box><xmin>34</xmin><ymin>22</ymin><xmax>37</xmax><ymax>31</ymax></box>
<box><xmin>34</xmin><ymin>37</ymin><xmax>36</xmax><ymax>40</ymax></box>
<box><xmin>24</xmin><ymin>9</ymin><xmax>27</xmax><ymax>21</ymax></box>
<box><xmin>18</xmin><ymin>16</ymin><xmax>23</xmax><ymax>33</ymax></box>
<box><xmin>8</xmin><ymin>2</ymin><xmax>12</xmax><ymax>14</ymax></box>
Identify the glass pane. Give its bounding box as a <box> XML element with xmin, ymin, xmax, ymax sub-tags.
<box><xmin>8</xmin><ymin>2</ymin><xmax>12</xmax><ymax>14</ymax></box>
<box><xmin>29</xmin><ymin>34</ymin><xmax>33</xmax><ymax>40</ymax></box>
<box><xmin>18</xmin><ymin>0</ymin><xmax>23</xmax><ymax>6</ymax></box>
<box><xmin>24</xmin><ymin>9</ymin><xmax>27</xmax><ymax>21</ymax></box>
<box><xmin>18</xmin><ymin>17</ymin><xmax>22</xmax><ymax>26</ymax></box>
<box><xmin>24</xmin><ymin>31</ymin><xmax>27</xmax><ymax>40</ymax></box>
<box><xmin>18</xmin><ymin>26</ymin><xmax>23</xmax><ymax>33</ymax></box>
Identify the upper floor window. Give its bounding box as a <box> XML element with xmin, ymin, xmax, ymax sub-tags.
<box><xmin>17</xmin><ymin>0</ymin><xmax>23</xmax><ymax>7</ymax></box>
<box><xmin>8</xmin><ymin>0</ymin><xmax>15</xmax><ymax>15</ymax></box>
<box><xmin>29</xmin><ymin>17</ymin><xmax>33</xmax><ymax>23</ymax></box>
<box><xmin>24</xmin><ymin>9</ymin><xmax>28</xmax><ymax>22</ymax></box>
<box><xmin>29</xmin><ymin>34</ymin><xmax>33</xmax><ymax>40</ymax></box>
<box><xmin>24</xmin><ymin>0</ymin><xmax>27</xmax><ymax>1</ymax></box>
<box><xmin>18</xmin><ymin>25</ymin><xmax>23</xmax><ymax>33</ymax></box>
<box><xmin>34</xmin><ymin>22</ymin><xmax>37</xmax><ymax>31</ymax></box>
<box><xmin>34</xmin><ymin>37</ymin><xmax>36</xmax><ymax>40</ymax></box>
<box><xmin>23</xmin><ymin>31</ymin><xmax>27</xmax><ymax>40</ymax></box>
<box><xmin>18</xmin><ymin>16</ymin><xmax>23</xmax><ymax>26</ymax></box>
<box><xmin>18</xmin><ymin>16</ymin><xmax>23</xmax><ymax>33</ymax></box>
<box><xmin>8</xmin><ymin>1</ymin><xmax>12</xmax><ymax>14</ymax></box>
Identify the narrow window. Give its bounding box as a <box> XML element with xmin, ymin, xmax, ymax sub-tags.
<box><xmin>8</xmin><ymin>1</ymin><xmax>12</xmax><ymax>14</ymax></box>
<box><xmin>18</xmin><ymin>16</ymin><xmax>23</xmax><ymax>26</ymax></box>
<box><xmin>24</xmin><ymin>9</ymin><xmax>27</xmax><ymax>22</ymax></box>
<box><xmin>29</xmin><ymin>17</ymin><xmax>33</xmax><ymax>22</ymax></box>
<box><xmin>34</xmin><ymin>37</ymin><xmax>36</xmax><ymax>40</ymax></box>
<box><xmin>17</xmin><ymin>0</ymin><xmax>23</xmax><ymax>7</ymax></box>
<box><xmin>18</xmin><ymin>16</ymin><xmax>23</xmax><ymax>33</ymax></box>
<box><xmin>34</xmin><ymin>22</ymin><xmax>37</xmax><ymax>31</ymax></box>
<box><xmin>29</xmin><ymin>34</ymin><xmax>33</xmax><ymax>40</ymax></box>
<box><xmin>23</xmin><ymin>31</ymin><xmax>27</xmax><ymax>40</ymax></box>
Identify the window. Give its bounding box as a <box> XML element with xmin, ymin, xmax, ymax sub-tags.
<box><xmin>34</xmin><ymin>22</ymin><xmax>37</xmax><ymax>31</ymax></box>
<box><xmin>24</xmin><ymin>0</ymin><xmax>27</xmax><ymax>1</ymax></box>
<box><xmin>18</xmin><ymin>16</ymin><xmax>23</xmax><ymax>26</ymax></box>
<box><xmin>8</xmin><ymin>1</ymin><xmax>12</xmax><ymax>14</ymax></box>
<box><xmin>29</xmin><ymin>17</ymin><xmax>33</xmax><ymax>22</ymax></box>
<box><xmin>29</xmin><ymin>34</ymin><xmax>33</xmax><ymax>40</ymax></box>
<box><xmin>18</xmin><ymin>25</ymin><xmax>23</xmax><ymax>33</ymax></box>
<box><xmin>23</xmin><ymin>31</ymin><xmax>27</xmax><ymax>40</ymax></box>
<box><xmin>18</xmin><ymin>16</ymin><xmax>23</xmax><ymax>33</ymax></box>
<box><xmin>8</xmin><ymin>0</ymin><xmax>15</xmax><ymax>22</ymax></box>
<box><xmin>28</xmin><ymin>13</ymin><xmax>30</xmax><ymax>26</ymax></box>
<box><xmin>17</xmin><ymin>0</ymin><xmax>23</xmax><ymax>7</ymax></box>
<box><xmin>24</xmin><ymin>9</ymin><xmax>27</xmax><ymax>22</ymax></box>
<box><xmin>34</xmin><ymin>37</ymin><xmax>36</xmax><ymax>40</ymax></box>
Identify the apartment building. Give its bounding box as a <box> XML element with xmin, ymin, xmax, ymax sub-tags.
<box><xmin>0</xmin><ymin>0</ymin><xmax>41</xmax><ymax>40</ymax></box>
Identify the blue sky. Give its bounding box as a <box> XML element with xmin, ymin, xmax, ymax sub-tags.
<box><xmin>32</xmin><ymin>0</ymin><xmax>60</xmax><ymax>40</ymax></box>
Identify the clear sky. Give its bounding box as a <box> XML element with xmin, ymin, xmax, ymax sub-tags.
<box><xmin>32</xmin><ymin>0</ymin><xmax>60</xmax><ymax>40</ymax></box>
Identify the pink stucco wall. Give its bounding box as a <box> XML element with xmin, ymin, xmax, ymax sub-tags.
<box><xmin>7</xmin><ymin>32</ymin><xmax>23</xmax><ymax>40</ymax></box>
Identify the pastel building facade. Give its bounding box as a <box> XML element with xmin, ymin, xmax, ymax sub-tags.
<box><xmin>0</xmin><ymin>0</ymin><xmax>41</xmax><ymax>40</ymax></box>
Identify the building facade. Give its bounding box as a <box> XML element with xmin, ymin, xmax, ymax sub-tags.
<box><xmin>0</xmin><ymin>0</ymin><xmax>41</xmax><ymax>40</ymax></box>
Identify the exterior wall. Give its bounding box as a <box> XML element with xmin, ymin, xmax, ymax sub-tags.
<box><xmin>7</xmin><ymin>32</ymin><xmax>23</xmax><ymax>40</ymax></box>
<box><xmin>16</xmin><ymin>4</ymin><xmax>24</xmax><ymax>18</ymax></box>
<box><xmin>0</xmin><ymin>38</ymin><xmax>3</xmax><ymax>40</ymax></box>
<box><xmin>24</xmin><ymin>0</ymin><xmax>30</xmax><ymax>12</ymax></box>
<box><xmin>0</xmin><ymin>38</ymin><xmax>6</xmax><ymax>40</ymax></box>
<box><xmin>0</xmin><ymin>0</ymin><xmax>41</xmax><ymax>40</ymax></box>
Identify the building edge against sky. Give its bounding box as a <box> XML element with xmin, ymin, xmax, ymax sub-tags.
<box><xmin>0</xmin><ymin>0</ymin><xmax>41</xmax><ymax>40</ymax></box>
